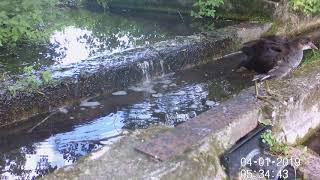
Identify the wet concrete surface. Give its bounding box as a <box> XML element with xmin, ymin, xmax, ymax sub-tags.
<box><xmin>0</xmin><ymin>53</ymin><xmax>254</xmax><ymax>179</ymax></box>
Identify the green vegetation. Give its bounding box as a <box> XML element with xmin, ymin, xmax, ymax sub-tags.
<box><xmin>7</xmin><ymin>66</ymin><xmax>53</xmax><ymax>96</ymax></box>
<box><xmin>41</xmin><ymin>70</ymin><xmax>53</xmax><ymax>84</ymax></box>
<box><xmin>302</xmin><ymin>49</ymin><xmax>320</xmax><ymax>65</ymax></box>
<box><xmin>0</xmin><ymin>0</ymin><xmax>59</xmax><ymax>49</ymax></box>
<box><xmin>191</xmin><ymin>0</ymin><xmax>224</xmax><ymax>18</ymax></box>
<box><xmin>261</xmin><ymin>130</ymin><xmax>289</xmax><ymax>155</ymax></box>
<box><xmin>290</xmin><ymin>0</ymin><xmax>320</xmax><ymax>14</ymax></box>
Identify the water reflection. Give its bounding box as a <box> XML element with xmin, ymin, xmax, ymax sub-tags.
<box><xmin>0</xmin><ymin>75</ymin><xmax>212</xmax><ymax>179</ymax></box>
<box><xmin>0</xmin><ymin>113</ymin><xmax>124</xmax><ymax>179</ymax></box>
<box><xmin>48</xmin><ymin>25</ymin><xmax>158</xmax><ymax>65</ymax></box>
<box><xmin>0</xmin><ymin>9</ymin><xmax>199</xmax><ymax>74</ymax></box>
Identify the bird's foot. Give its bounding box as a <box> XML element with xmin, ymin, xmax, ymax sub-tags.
<box><xmin>256</xmin><ymin>95</ymin><xmax>274</xmax><ymax>106</ymax></box>
<box><xmin>266</xmin><ymin>90</ymin><xmax>288</xmax><ymax>103</ymax></box>
<box><xmin>266</xmin><ymin>89</ymin><xmax>281</xmax><ymax>97</ymax></box>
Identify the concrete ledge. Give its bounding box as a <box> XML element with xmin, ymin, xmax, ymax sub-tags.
<box><xmin>0</xmin><ymin>22</ymin><xmax>271</xmax><ymax>127</ymax></box>
<box><xmin>271</xmin><ymin>62</ymin><xmax>320</xmax><ymax>144</ymax></box>
<box><xmin>43</xmin><ymin>89</ymin><xmax>261</xmax><ymax>180</ymax></box>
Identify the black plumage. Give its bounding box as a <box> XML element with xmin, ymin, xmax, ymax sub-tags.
<box><xmin>237</xmin><ymin>35</ymin><xmax>318</xmax><ymax>98</ymax></box>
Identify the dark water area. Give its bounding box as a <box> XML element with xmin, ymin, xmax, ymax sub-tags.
<box><xmin>0</xmin><ymin>54</ymin><xmax>253</xmax><ymax>179</ymax></box>
<box><xmin>304</xmin><ymin>129</ymin><xmax>320</xmax><ymax>155</ymax></box>
<box><xmin>0</xmin><ymin>8</ymin><xmax>237</xmax><ymax>75</ymax></box>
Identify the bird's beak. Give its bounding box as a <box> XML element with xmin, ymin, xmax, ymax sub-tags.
<box><xmin>310</xmin><ymin>43</ymin><xmax>318</xmax><ymax>50</ymax></box>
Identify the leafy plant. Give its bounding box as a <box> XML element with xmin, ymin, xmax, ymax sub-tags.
<box><xmin>41</xmin><ymin>71</ymin><xmax>53</xmax><ymax>84</ymax></box>
<box><xmin>261</xmin><ymin>130</ymin><xmax>289</xmax><ymax>155</ymax></box>
<box><xmin>301</xmin><ymin>49</ymin><xmax>320</xmax><ymax>65</ymax></box>
<box><xmin>7</xmin><ymin>66</ymin><xmax>53</xmax><ymax>96</ymax></box>
<box><xmin>191</xmin><ymin>0</ymin><xmax>224</xmax><ymax>18</ymax></box>
<box><xmin>20</xmin><ymin>66</ymin><xmax>41</xmax><ymax>90</ymax></box>
<box><xmin>290</xmin><ymin>0</ymin><xmax>320</xmax><ymax>14</ymax></box>
<box><xmin>8</xmin><ymin>85</ymin><xmax>19</xmax><ymax>97</ymax></box>
<box><xmin>0</xmin><ymin>0</ymin><xmax>59</xmax><ymax>49</ymax></box>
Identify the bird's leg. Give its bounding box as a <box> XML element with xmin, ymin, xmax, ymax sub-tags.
<box><xmin>255</xmin><ymin>80</ymin><xmax>259</xmax><ymax>97</ymax></box>
<box><xmin>264</xmin><ymin>80</ymin><xmax>281</xmax><ymax>98</ymax></box>
<box><xmin>264</xmin><ymin>81</ymin><xmax>288</xmax><ymax>104</ymax></box>
<box><xmin>255</xmin><ymin>81</ymin><xmax>272</xmax><ymax>103</ymax></box>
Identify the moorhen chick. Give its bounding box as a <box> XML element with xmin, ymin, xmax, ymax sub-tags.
<box><xmin>237</xmin><ymin>35</ymin><xmax>318</xmax><ymax>99</ymax></box>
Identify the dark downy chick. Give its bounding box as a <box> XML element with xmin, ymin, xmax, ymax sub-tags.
<box><xmin>237</xmin><ymin>36</ymin><xmax>318</xmax><ymax>98</ymax></box>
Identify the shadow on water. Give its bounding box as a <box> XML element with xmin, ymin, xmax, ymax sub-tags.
<box><xmin>0</xmin><ymin>53</ymin><xmax>254</xmax><ymax>179</ymax></box>
<box><xmin>0</xmin><ymin>8</ymin><xmax>237</xmax><ymax>75</ymax></box>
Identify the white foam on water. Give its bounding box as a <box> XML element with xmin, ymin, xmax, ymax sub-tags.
<box><xmin>112</xmin><ymin>91</ymin><xmax>128</xmax><ymax>96</ymax></box>
<box><xmin>80</xmin><ymin>99</ymin><xmax>101</xmax><ymax>107</ymax></box>
<box><xmin>152</xmin><ymin>93</ymin><xmax>163</xmax><ymax>98</ymax></box>
<box><xmin>138</xmin><ymin>61</ymin><xmax>151</xmax><ymax>82</ymax></box>
<box><xmin>160</xmin><ymin>59</ymin><xmax>165</xmax><ymax>76</ymax></box>
<box><xmin>129</xmin><ymin>81</ymin><xmax>156</xmax><ymax>94</ymax></box>
<box><xmin>205</xmin><ymin>100</ymin><xmax>217</xmax><ymax>107</ymax></box>
<box><xmin>190</xmin><ymin>104</ymin><xmax>198</xmax><ymax>109</ymax></box>
<box><xmin>174</xmin><ymin>91</ymin><xmax>186</xmax><ymax>96</ymax></box>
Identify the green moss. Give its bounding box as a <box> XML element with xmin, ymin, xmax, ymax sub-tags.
<box><xmin>290</xmin><ymin>0</ymin><xmax>320</xmax><ymax>14</ymax></box>
<box><xmin>301</xmin><ymin>49</ymin><xmax>320</xmax><ymax>66</ymax></box>
<box><xmin>264</xmin><ymin>20</ymin><xmax>281</xmax><ymax>36</ymax></box>
<box><xmin>216</xmin><ymin>11</ymin><xmax>271</xmax><ymax>22</ymax></box>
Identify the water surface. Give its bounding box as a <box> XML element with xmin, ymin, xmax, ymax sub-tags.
<box><xmin>0</xmin><ymin>54</ymin><xmax>253</xmax><ymax>179</ymax></box>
